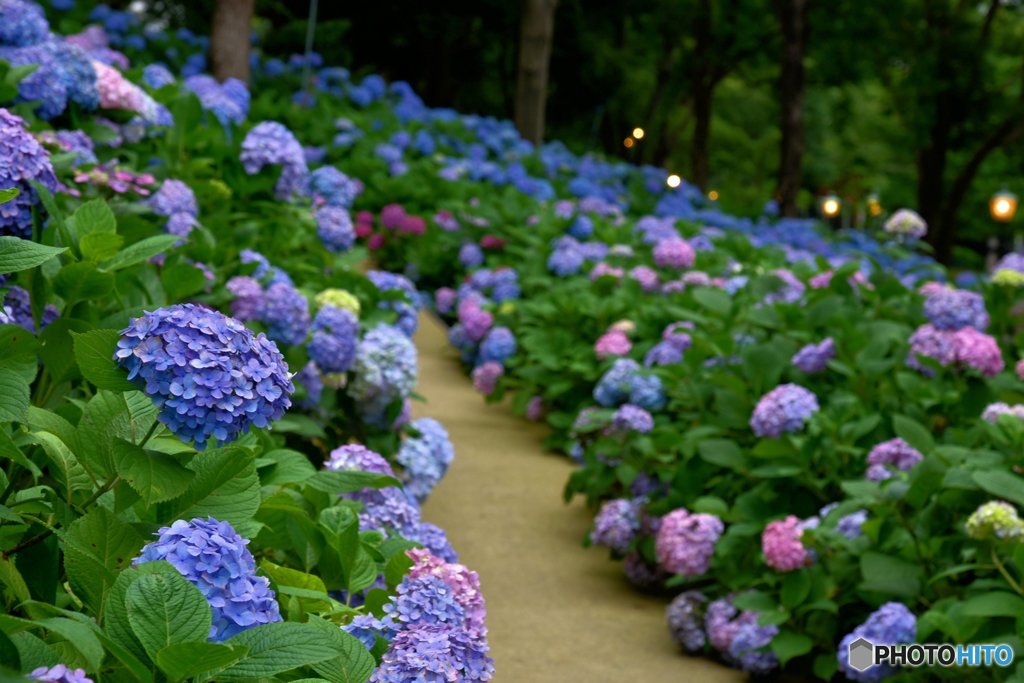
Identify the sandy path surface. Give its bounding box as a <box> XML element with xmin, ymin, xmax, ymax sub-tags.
<box><xmin>413</xmin><ymin>313</ymin><xmax>743</xmax><ymax>682</ymax></box>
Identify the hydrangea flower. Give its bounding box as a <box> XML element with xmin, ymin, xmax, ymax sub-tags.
<box><xmin>611</xmin><ymin>404</ymin><xmax>654</xmax><ymax>433</ymax></box>
<box><xmin>0</xmin><ymin>0</ymin><xmax>49</xmax><ymax>47</ymax></box>
<box><xmin>953</xmin><ymin>327</ymin><xmax>1004</xmax><ymax>377</ymax></box>
<box><xmin>965</xmin><ymin>501</ymin><xmax>1024</xmax><ymax>541</ymax></box>
<box><xmin>348</xmin><ymin>324</ymin><xmax>418</xmax><ymax>417</ymax></box>
<box><xmin>370</xmin><ymin>625</ymin><xmax>494</xmax><ymax>682</ymax></box>
<box><xmin>225</xmin><ymin>276</ymin><xmax>263</xmax><ymax>321</ymax></box>
<box><xmin>653</xmin><ymin>237</ymin><xmax>696</xmax><ymax>269</ymax></box>
<box><xmin>750</xmin><ymin>384</ymin><xmax>819</xmax><ymax>437</ymax></box>
<box><xmin>93</xmin><ymin>60</ymin><xmax>170</xmax><ymax>124</ymax></box>
<box><xmin>2</xmin><ymin>285</ymin><xmax>57</xmax><ymax>331</ymax></box>
<box><xmin>397</xmin><ymin>418</ymin><xmax>454</xmax><ymax>502</ymax></box>
<box><xmin>655</xmin><ymin>509</ymin><xmax>724</xmax><ymax>576</ymax></box>
<box><xmin>472</xmin><ymin>361</ymin><xmax>503</xmax><ymax>396</ymax></box>
<box><xmin>762</xmin><ymin>269</ymin><xmax>805</xmax><ymax>305</ymax></box>
<box><xmin>457</xmin><ymin>300</ymin><xmax>493</xmax><ymax>342</ymax></box>
<box><xmin>0</xmin><ymin>107</ymin><xmax>58</xmax><ymax>237</ymax></box>
<box><xmin>184</xmin><ymin>75</ymin><xmax>248</xmax><ymax>126</ymax></box>
<box><xmin>792</xmin><ymin>338</ymin><xmax>835</xmax><ymax>373</ymax></box>
<box><xmin>865</xmin><ymin>438</ymin><xmax>923</xmax><ymax>481</ymax></box>
<box><xmin>384</xmin><ymin>575</ymin><xmax>467</xmax><ymax>629</ymax></box>
<box><xmin>29</xmin><ymin>665</ymin><xmax>92</xmax><ymax>683</ymax></box>
<box><xmin>240</xmin><ymin>121</ymin><xmax>309</xmax><ymax>199</ymax></box>
<box><xmin>294</xmin><ymin>360</ymin><xmax>322</xmax><ymax>408</ymax></box>
<box><xmin>591</xmin><ymin>498</ymin><xmax>641</xmax><ymax>553</ymax></box>
<box><xmin>307</xmin><ymin>305</ymin><xmax>358</xmax><ymax>373</ymax></box>
<box><xmin>344</xmin><ymin>614</ymin><xmax>399</xmax><ymax>650</ymax></box>
<box><xmin>478</xmin><ymin>326</ymin><xmax>516</xmax><ymax>364</ymax></box>
<box><xmin>623</xmin><ymin>551</ymin><xmax>669</xmax><ymax>588</ymax></box>
<box><xmin>115</xmin><ymin>304</ymin><xmax>294</xmax><ymax>448</ymax></box>
<box><xmin>593</xmin><ymin>359</ymin><xmax>665</xmax><ymax>410</ymax></box>
<box><xmin>411</xmin><ymin>522</ymin><xmax>459</xmax><ymax>563</ymax></box>
<box><xmin>367</xmin><ymin>270</ymin><xmax>420</xmax><ymax>337</ymax></box>
<box><xmin>595</xmin><ymin>330</ymin><xmax>631</xmax><ymax>359</ymax></box>
<box><xmin>314</xmin><ymin>206</ymin><xmax>355</xmax><ymax>253</ymax></box>
<box><xmin>142</xmin><ymin>63</ymin><xmax>175</xmax><ymax>89</ymax></box>
<box><xmin>406</xmin><ymin>549</ymin><xmax>486</xmax><ymax>637</ymax></box>
<box><xmin>837</xmin><ymin>603</ymin><xmax>916</xmax><ymax>682</ymax></box>
<box><xmin>326</xmin><ymin>443</ymin><xmax>395</xmax><ymax>476</ymax></box>
<box><xmin>148</xmin><ymin>179</ymin><xmax>198</xmax><ymax>237</ymax></box>
<box><xmin>134</xmin><ymin>517</ymin><xmax>282</xmax><ymax>641</ymax></box>
<box><xmin>884</xmin><ymin>209</ymin><xmax>927</xmax><ymax>239</ymax></box>
<box><xmin>982</xmin><ymin>402</ymin><xmax>1024</xmax><ymax>423</ymax></box>
<box><xmin>261</xmin><ymin>281</ymin><xmax>310</xmax><ymax>346</ymax></box>
<box><xmin>729</xmin><ymin>620</ymin><xmax>779</xmax><ymax>674</ymax></box>
<box><xmin>315</xmin><ymin>288</ymin><xmax>360</xmax><ymax>316</ymax></box>
<box><xmin>666</xmin><ymin>591</ymin><xmax>707</xmax><ymax>652</ymax></box>
<box><xmin>306</xmin><ymin>166</ymin><xmax>361</xmax><ymax>208</ymax></box>
<box><xmin>459</xmin><ymin>242</ymin><xmax>485</xmax><ymax>269</ymax></box>
<box><xmin>761</xmin><ymin>515</ymin><xmax>809</xmax><ymax>571</ymax></box>
<box><xmin>923</xmin><ymin>288</ymin><xmax>988</xmax><ymax>331</ymax></box>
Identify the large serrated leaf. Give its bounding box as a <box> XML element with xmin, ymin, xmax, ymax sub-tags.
<box><xmin>100</xmin><ymin>235</ymin><xmax>180</xmax><ymax>272</ymax></box>
<box><xmin>112</xmin><ymin>438</ymin><xmax>195</xmax><ymax>506</ymax></box>
<box><xmin>0</xmin><ymin>236</ymin><xmax>65</xmax><ymax>275</ymax></box>
<box><xmin>71</xmin><ymin>199</ymin><xmax>117</xmax><ymax>236</ymax></box>
<box><xmin>159</xmin><ymin>446</ymin><xmax>260</xmax><ymax>527</ymax></box>
<box><xmin>71</xmin><ymin>330</ymin><xmax>136</xmax><ymax>392</ymax></box>
<box><xmin>125</xmin><ymin>569</ymin><xmax>212</xmax><ymax>660</ymax></box>
<box><xmin>27</xmin><ymin>431</ymin><xmax>91</xmax><ymax>501</ymax></box>
<box><xmin>219</xmin><ymin>622</ymin><xmax>348</xmax><ymax>680</ymax></box>
<box><xmin>155</xmin><ymin>642</ymin><xmax>249</xmax><ymax>682</ymax></box>
<box><xmin>63</xmin><ymin>506</ymin><xmax>144</xmax><ymax>615</ymax></box>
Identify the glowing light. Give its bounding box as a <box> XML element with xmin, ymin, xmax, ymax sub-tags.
<box><xmin>990</xmin><ymin>189</ymin><xmax>1018</xmax><ymax>222</ymax></box>
<box><xmin>867</xmin><ymin>193</ymin><xmax>882</xmax><ymax>217</ymax></box>
<box><xmin>632</xmin><ymin>127</ymin><xmax>645</xmax><ymax>140</ymax></box>
<box><xmin>821</xmin><ymin>194</ymin><xmax>841</xmax><ymax>218</ymax></box>
<box><xmin>666</xmin><ymin>174</ymin><xmax>681</xmax><ymax>189</ymax></box>
<box><xmin>623</xmin><ymin>137</ymin><xmax>635</xmax><ymax>149</ymax></box>
<box><xmin>708</xmin><ymin>190</ymin><xmax>719</xmax><ymax>201</ymax></box>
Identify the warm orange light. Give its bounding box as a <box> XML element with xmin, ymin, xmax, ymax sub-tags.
<box><xmin>666</xmin><ymin>174</ymin><xmax>681</xmax><ymax>189</ymax></box>
<box><xmin>623</xmin><ymin>137</ymin><xmax>635</xmax><ymax>149</ymax></box>
<box><xmin>990</xmin><ymin>190</ymin><xmax>1018</xmax><ymax>222</ymax></box>
<box><xmin>632</xmin><ymin>127</ymin><xmax>645</xmax><ymax>140</ymax></box>
<box><xmin>866</xmin><ymin>192</ymin><xmax>882</xmax><ymax>217</ymax></box>
<box><xmin>821</xmin><ymin>194</ymin><xmax>841</xmax><ymax>218</ymax></box>
<box><xmin>708</xmin><ymin>190</ymin><xmax>719</xmax><ymax>201</ymax></box>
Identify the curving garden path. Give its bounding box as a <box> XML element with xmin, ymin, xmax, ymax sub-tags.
<box><xmin>412</xmin><ymin>313</ymin><xmax>743</xmax><ymax>682</ymax></box>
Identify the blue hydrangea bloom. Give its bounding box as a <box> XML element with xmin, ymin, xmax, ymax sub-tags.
<box><xmin>838</xmin><ymin>603</ymin><xmax>916</xmax><ymax>682</ymax></box>
<box><xmin>349</xmin><ymin>324</ymin><xmax>418</xmax><ymax>418</ymax></box>
<box><xmin>294</xmin><ymin>360</ymin><xmax>323</xmax><ymax>409</ymax></box>
<box><xmin>133</xmin><ymin>517</ymin><xmax>282</xmax><ymax>642</ymax></box>
<box><xmin>367</xmin><ymin>270</ymin><xmax>420</xmax><ymax>337</ymax></box>
<box><xmin>240</xmin><ymin>249</ymin><xmax>293</xmax><ymax>287</ymax></box>
<box><xmin>0</xmin><ymin>44</ymin><xmax>67</xmax><ymax>119</ymax></box>
<box><xmin>478</xmin><ymin>327</ymin><xmax>516</xmax><ymax>364</ymax></box>
<box><xmin>3</xmin><ymin>285</ymin><xmax>57</xmax><ymax>332</ymax></box>
<box><xmin>261</xmin><ymin>281</ymin><xmax>310</xmax><ymax>346</ymax></box>
<box><xmin>307</xmin><ymin>305</ymin><xmax>358</xmax><ymax>373</ymax></box>
<box><xmin>791</xmin><ymin>338</ymin><xmax>835</xmax><ymax>374</ymax></box>
<box><xmin>750</xmin><ymin>383</ymin><xmax>819</xmax><ymax>438</ymax></box>
<box><xmin>148</xmin><ymin>179</ymin><xmax>198</xmax><ymax>238</ymax></box>
<box><xmin>0</xmin><ymin>0</ymin><xmax>49</xmax><ymax>47</ymax></box>
<box><xmin>239</xmin><ymin>121</ymin><xmax>308</xmax><ymax>199</ymax></box>
<box><xmin>924</xmin><ymin>288</ymin><xmax>989</xmax><ymax>331</ymax></box>
<box><xmin>459</xmin><ymin>243</ymin><xmax>485</xmax><ymax>269</ymax></box>
<box><xmin>315</xmin><ymin>206</ymin><xmax>355</xmax><ymax>253</ymax></box>
<box><xmin>729</xmin><ymin>622</ymin><xmax>779</xmax><ymax>673</ymax></box>
<box><xmin>142</xmin><ymin>63</ymin><xmax>175</xmax><ymax>89</ymax></box>
<box><xmin>184</xmin><ymin>75</ymin><xmax>248</xmax><ymax>126</ymax></box>
<box><xmin>306</xmin><ymin>166</ymin><xmax>360</xmax><ymax>208</ymax></box>
<box><xmin>568</xmin><ymin>215</ymin><xmax>593</xmax><ymax>239</ymax></box>
<box><xmin>114</xmin><ymin>304</ymin><xmax>294</xmax><ymax>449</ymax></box>
<box><xmin>384</xmin><ymin>575</ymin><xmax>467</xmax><ymax>629</ymax></box>
<box><xmin>547</xmin><ymin>247</ymin><xmax>584</xmax><ymax>276</ymax></box>
<box><xmin>409</xmin><ymin>521</ymin><xmax>459</xmax><ymax>563</ymax></box>
<box><xmin>594</xmin><ymin>359</ymin><xmax>641</xmax><ymax>407</ymax></box>
<box><xmin>29</xmin><ymin>665</ymin><xmax>92</xmax><ymax>683</ymax></box>
<box><xmin>397</xmin><ymin>418</ymin><xmax>454</xmax><ymax>502</ymax></box>
<box><xmin>343</xmin><ymin>614</ymin><xmax>399</xmax><ymax>650</ymax></box>
<box><xmin>371</xmin><ymin>625</ymin><xmax>494</xmax><ymax>682</ymax></box>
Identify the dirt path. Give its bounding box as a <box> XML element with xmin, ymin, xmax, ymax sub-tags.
<box><xmin>413</xmin><ymin>313</ymin><xmax>743</xmax><ymax>682</ymax></box>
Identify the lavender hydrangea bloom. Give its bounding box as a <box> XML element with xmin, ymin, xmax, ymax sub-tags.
<box><xmin>655</xmin><ymin>509</ymin><xmax>724</xmax><ymax>576</ymax></box>
<box><xmin>240</xmin><ymin>249</ymin><xmax>293</xmax><ymax>287</ymax></box>
<box><xmin>114</xmin><ymin>304</ymin><xmax>293</xmax><ymax>448</ymax></box>
<box><xmin>792</xmin><ymin>338</ymin><xmax>835</xmax><ymax>373</ymax></box>
<box><xmin>306</xmin><ymin>166</ymin><xmax>360</xmax><ymax>208</ymax></box>
<box><xmin>142</xmin><ymin>63</ymin><xmax>175</xmax><ymax>89</ymax></box>
<box><xmin>148</xmin><ymin>179</ymin><xmax>198</xmax><ymax>238</ymax></box>
<box><xmin>838</xmin><ymin>603</ymin><xmax>916</xmax><ymax>682</ymax></box>
<box><xmin>612</xmin><ymin>404</ymin><xmax>654</xmax><ymax>433</ymax></box>
<box><xmin>367</xmin><ymin>270</ymin><xmax>420</xmax><ymax>337</ymax></box>
<box><xmin>729</xmin><ymin>621</ymin><xmax>779</xmax><ymax>673</ymax></box>
<box><xmin>384</xmin><ymin>575</ymin><xmax>467</xmax><ymax>629</ymax></box>
<box><xmin>133</xmin><ymin>517</ymin><xmax>282</xmax><ymax>641</ymax></box>
<box><xmin>326</xmin><ymin>443</ymin><xmax>395</xmax><ymax>476</ymax></box>
<box><xmin>30</xmin><ymin>665</ymin><xmax>93</xmax><ymax>683</ymax></box>
<box><xmin>0</xmin><ymin>107</ymin><xmax>58</xmax><ymax>237</ymax></box>
<box><xmin>865</xmin><ymin>438</ymin><xmax>923</xmax><ymax>481</ymax></box>
<box><xmin>590</xmin><ymin>498</ymin><xmax>641</xmax><ymax>552</ymax></box>
<box><xmin>226</xmin><ymin>276</ymin><xmax>263</xmax><ymax>321</ymax></box>
<box><xmin>307</xmin><ymin>305</ymin><xmax>358</xmax><ymax>373</ymax></box>
<box><xmin>547</xmin><ymin>247</ymin><xmax>584</xmax><ymax>276</ymax></box>
<box><xmin>239</xmin><ymin>121</ymin><xmax>308</xmax><ymax>199</ymax></box>
<box><xmin>294</xmin><ymin>360</ymin><xmax>322</xmax><ymax>408</ymax></box>
<box><xmin>3</xmin><ymin>285</ymin><xmax>58</xmax><ymax>332</ymax></box>
<box><xmin>593</xmin><ymin>359</ymin><xmax>665</xmax><ymax>410</ymax></box>
<box><xmin>750</xmin><ymin>384</ymin><xmax>819</xmax><ymax>437</ymax></box>
<box><xmin>924</xmin><ymin>288</ymin><xmax>989</xmax><ymax>331</ymax></box>
<box><xmin>184</xmin><ymin>75</ymin><xmax>248</xmax><ymax>126</ymax></box>
<box><xmin>397</xmin><ymin>418</ymin><xmax>455</xmax><ymax>502</ymax></box>
<box><xmin>0</xmin><ymin>0</ymin><xmax>49</xmax><ymax>47</ymax></box>
<box><xmin>478</xmin><ymin>326</ymin><xmax>516</xmax><ymax>364</ymax></box>
<box><xmin>349</xmin><ymin>324</ymin><xmax>418</xmax><ymax>417</ymax></box>
<box><xmin>459</xmin><ymin>242</ymin><xmax>485</xmax><ymax>269</ymax></box>
<box><xmin>836</xmin><ymin>509</ymin><xmax>868</xmax><ymax>539</ymax></box>
<box><xmin>261</xmin><ymin>281</ymin><xmax>310</xmax><ymax>346</ymax></box>
<box><xmin>666</xmin><ymin>591</ymin><xmax>707</xmax><ymax>652</ymax></box>
<box><xmin>762</xmin><ymin>269</ymin><xmax>806</xmax><ymax>305</ymax></box>
<box><xmin>371</xmin><ymin>625</ymin><xmax>494</xmax><ymax>682</ymax></box>
<box><xmin>410</xmin><ymin>522</ymin><xmax>459</xmax><ymax>563</ymax></box>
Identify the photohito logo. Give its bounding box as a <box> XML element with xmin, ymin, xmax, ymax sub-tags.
<box><xmin>847</xmin><ymin>638</ymin><xmax>1015</xmax><ymax>673</ymax></box>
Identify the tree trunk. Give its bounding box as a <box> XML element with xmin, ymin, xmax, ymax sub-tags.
<box><xmin>774</xmin><ymin>0</ymin><xmax>808</xmax><ymax>217</ymax></box>
<box><xmin>210</xmin><ymin>0</ymin><xmax>255</xmax><ymax>83</ymax></box>
<box><xmin>690</xmin><ymin>81</ymin><xmax>713</xmax><ymax>190</ymax></box>
<box><xmin>514</xmin><ymin>0</ymin><xmax>558</xmax><ymax>145</ymax></box>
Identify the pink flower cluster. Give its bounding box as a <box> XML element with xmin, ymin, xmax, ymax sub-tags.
<box><xmin>655</xmin><ymin>508</ymin><xmax>724</xmax><ymax>576</ymax></box>
<box><xmin>358</xmin><ymin>205</ymin><xmax>429</xmax><ymax>250</ymax></box>
<box><xmin>653</xmin><ymin>237</ymin><xmax>696</xmax><ymax>269</ymax></box>
<box><xmin>907</xmin><ymin>324</ymin><xmax>1004</xmax><ymax>377</ymax></box>
<box><xmin>761</xmin><ymin>515</ymin><xmax>809</xmax><ymax>572</ymax></box>
<box><xmin>72</xmin><ymin>162</ymin><xmax>156</xmax><ymax>195</ymax></box>
<box><xmin>809</xmin><ymin>269</ymin><xmax>871</xmax><ymax>290</ymax></box>
<box><xmin>407</xmin><ymin>548</ymin><xmax>488</xmax><ymax>638</ymax></box>
<box><xmin>92</xmin><ymin>60</ymin><xmax>165</xmax><ymax>124</ymax></box>
<box><xmin>472</xmin><ymin>361</ymin><xmax>503</xmax><ymax>395</ymax></box>
<box><xmin>458</xmin><ymin>300</ymin><xmax>493</xmax><ymax>342</ymax></box>
<box><xmin>595</xmin><ymin>325</ymin><xmax>632</xmax><ymax>359</ymax></box>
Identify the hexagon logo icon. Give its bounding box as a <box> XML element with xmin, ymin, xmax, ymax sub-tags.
<box><xmin>848</xmin><ymin>637</ymin><xmax>875</xmax><ymax>672</ymax></box>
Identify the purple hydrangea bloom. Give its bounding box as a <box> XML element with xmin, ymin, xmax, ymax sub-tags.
<box><xmin>792</xmin><ymin>338</ymin><xmax>836</xmax><ymax>373</ymax></box>
<box><xmin>3</xmin><ymin>285</ymin><xmax>58</xmax><ymax>332</ymax></box>
<box><xmin>326</xmin><ymin>443</ymin><xmax>394</xmax><ymax>476</ymax></box>
<box><xmin>653</xmin><ymin>237</ymin><xmax>696</xmax><ymax>269</ymax></box>
<box><xmin>906</xmin><ymin>323</ymin><xmax>957</xmax><ymax>374</ymax></box>
<box><xmin>306</xmin><ymin>166</ymin><xmax>360</xmax><ymax>208</ymax></box>
<box><xmin>370</xmin><ymin>625</ymin><xmax>494</xmax><ymax>682</ymax></box>
<box><xmin>261</xmin><ymin>281</ymin><xmax>310</xmax><ymax>346</ymax></box>
<box><xmin>612</xmin><ymin>404</ymin><xmax>654</xmax><ymax>433</ymax></box>
<box><xmin>226</xmin><ymin>276</ymin><xmax>263</xmax><ymax>321</ymax></box>
<box><xmin>729</xmin><ymin>621</ymin><xmax>779</xmax><ymax>673</ymax></box>
<box><xmin>410</xmin><ymin>522</ymin><xmax>459</xmax><ymax>563</ymax></box>
<box><xmin>294</xmin><ymin>360</ymin><xmax>322</xmax><ymax>408</ymax></box>
<box><xmin>762</xmin><ymin>269</ymin><xmax>806</xmax><ymax>305</ymax></box>
<box><xmin>750</xmin><ymin>383</ymin><xmax>819</xmax><ymax>437</ymax></box>
<box><xmin>184</xmin><ymin>75</ymin><xmax>248</xmax><ymax>126</ymax></box>
<box><xmin>349</xmin><ymin>324</ymin><xmax>418</xmax><ymax>417</ymax></box>
<box><xmin>0</xmin><ymin>108</ymin><xmax>58</xmax><ymax>237</ymax></box>
<box><xmin>838</xmin><ymin>603</ymin><xmax>916</xmax><ymax>682</ymax></box>
<box><xmin>547</xmin><ymin>247</ymin><xmax>584</xmax><ymax>276</ymax></box>
<box><xmin>315</xmin><ymin>206</ymin><xmax>355</xmax><ymax>252</ymax></box>
<box><xmin>114</xmin><ymin>304</ymin><xmax>293</xmax><ymax>448</ymax></box>
<box><xmin>133</xmin><ymin>517</ymin><xmax>282</xmax><ymax>641</ymax></box>
<box><xmin>0</xmin><ymin>0</ymin><xmax>49</xmax><ymax>47</ymax></box>
<box><xmin>623</xmin><ymin>551</ymin><xmax>669</xmax><ymax>589</ymax></box>
<box><xmin>655</xmin><ymin>508</ymin><xmax>724</xmax><ymax>576</ymax></box>
<box><xmin>666</xmin><ymin>591</ymin><xmax>707</xmax><ymax>652</ymax></box>
<box><xmin>148</xmin><ymin>179</ymin><xmax>198</xmax><ymax>238</ymax></box>
<box><xmin>397</xmin><ymin>418</ymin><xmax>455</xmax><ymax>502</ymax></box>
<box><xmin>344</xmin><ymin>614</ymin><xmax>399</xmax><ymax>650</ymax></box>
<box><xmin>52</xmin><ymin>129</ymin><xmax>97</xmax><ymax>165</ymax></box>
<box><xmin>836</xmin><ymin>509</ymin><xmax>868</xmax><ymax>539</ymax></box>
<box><xmin>307</xmin><ymin>305</ymin><xmax>358</xmax><ymax>373</ymax></box>
<box><xmin>459</xmin><ymin>242</ymin><xmax>485</xmax><ymax>269</ymax></box>
<box><xmin>384</xmin><ymin>575</ymin><xmax>467</xmax><ymax>629</ymax></box>
<box><xmin>865</xmin><ymin>438</ymin><xmax>923</xmax><ymax>481</ymax></box>
<box><xmin>472</xmin><ymin>361</ymin><xmax>504</xmax><ymax>396</ymax></box>
<box><xmin>142</xmin><ymin>63</ymin><xmax>175</xmax><ymax>89</ymax></box>
<box><xmin>29</xmin><ymin>665</ymin><xmax>92</xmax><ymax>683</ymax></box>
<box><xmin>924</xmin><ymin>288</ymin><xmax>988</xmax><ymax>331</ymax></box>
<box><xmin>240</xmin><ymin>121</ymin><xmax>308</xmax><ymax>199</ymax></box>
<box><xmin>478</xmin><ymin>326</ymin><xmax>516</xmax><ymax>364</ymax></box>
<box><xmin>367</xmin><ymin>270</ymin><xmax>420</xmax><ymax>337</ymax></box>
<box><xmin>435</xmin><ymin>287</ymin><xmax>457</xmax><ymax>315</ymax></box>
<box><xmin>590</xmin><ymin>498</ymin><xmax>641</xmax><ymax>552</ymax></box>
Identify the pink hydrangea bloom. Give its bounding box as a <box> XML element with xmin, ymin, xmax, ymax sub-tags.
<box><xmin>761</xmin><ymin>515</ymin><xmax>809</xmax><ymax>572</ymax></box>
<box><xmin>595</xmin><ymin>331</ymin><xmax>632</xmax><ymax>359</ymax></box>
<box><xmin>953</xmin><ymin>327</ymin><xmax>1004</xmax><ymax>377</ymax></box>
<box><xmin>653</xmin><ymin>237</ymin><xmax>696</xmax><ymax>269</ymax></box>
<box><xmin>655</xmin><ymin>508</ymin><xmax>724</xmax><ymax>576</ymax></box>
<box><xmin>406</xmin><ymin>548</ymin><xmax>487</xmax><ymax>639</ymax></box>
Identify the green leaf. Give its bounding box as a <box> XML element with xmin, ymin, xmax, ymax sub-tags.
<box><xmin>71</xmin><ymin>330</ymin><xmax>135</xmax><ymax>392</ymax></box>
<box><xmin>39</xmin><ymin>318</ymin><xmax>91</xmax><ymax>384</ymax></box>
<box><xmin>697</xmin><ymin>438</ymin><xmax>746</xmax><ymax>471</ymax></box>
<box><xmin>308</xmin><ymin>617</ymin><xmax>375</xmax><ymax>683</ymax></box>
<box><xmin>0</xmin><ymin>187</ymin><xmax>19</xmax><ymax>205</ymax></box>
<box><xmin>307</xmin><ymin>470</ymin><xmax>401</xmax><ymax>495</ymax></box>
<box><xmin>780</xmin><ymin>570</ymin><xmax>811</xmax><ymax>609</ymax></box>
<box><xmin>33</xmin><ymin>617</ymin><xmax>104</xmax><ymax>671</ymax></box>
<box><xmin>973</xmin><ymin>470</ymin><xmax>1024</xmax><ymax>506</ymax></box>
<box><xmin>259</xmin><ymin>449</ymin><xmax>316</xmax><ymax>487</ymax></box>
<box><xmin>0</xmin><ymin>237</ymin><xmax>65</xmax><ymax>275</ymax></box>
<box><xmin>71</xmin><ymin>199</ymin><xmax>117</xmax><ymax>236</ymax></box>
<box><xmin>155</xmin><ymin>642</ymin><xmax>249</xmax><ymax>683</ymax></box>
<box><xmin>100</xmin><ymin>235</ymin><xmax>180</xmax><ymax>272</ymax></box>
<box><xmin>28</xmin><ymin>431</ymin><xmax>91</xmax><ymax>501</ymax></box>
<box><xmin>0</xmin><ymin>557</ymin><xmax>30</xmax><ymax>603</ymax></box>
<box><xmin>63</xmin><ymin>506</ymin><xmax>144</xmax><ymax>615</ymax></box>
<box><xmin>54</xmin><ymin>262</ymin><xmax>115</xmax><ymax>306</ymax></box>
<box><xmin>125</xmin><ymin>567</ymin><xmax>213</xmax><ymax>660</ymax></box>
<box><xmin>219</xmin><ymin>622</ymin><xmax>355</xmax><ymax>680</ymax></box>
<box><xmin>960</xmin><ymin>592</ymin><xmax>1024</xmax><ymax>618</ymax></box>
<box><xmin>771</xmin><ymin>630</ymin><xmax>813</xmax><ymax>666</ymax></box>
<box><xmin>691</xmin><ymin>288</ymin><xmax>732</xmax><ymax>315</ymax></box>
<box><xmin>0</xmin><ymin>366</ymin><xmax>31</xmax><ymax>423</ymax></box>
<box><xmin>112</xmin><ymin>438</ymin><xmax>195</xmax><ymax>506</ymax></box>
<box><xmin>860</xmin><ymin>552</ymin><xmax>922</xmax><ymax>597</ymax></box>
<box><xmin>161</xmin><ymin>263</ymin><xmax>209</xmax><ymax>302</ymax></box>
<box><xmin>892</xmin><ymin>414</ymin><xmax>934</xmax><ymax>454</ymax></box>
<box><xmin>0</xmin><ymin>427</ymin><xmax>39</xmax><ymax>477</ymax></box>
<box><xmin>160</xmin><ymin>446</ymin><xmax>260</xmax><ymax>528</ymax></box>
<box><xmin>80</xmin><ymin>233</ymin><xmax>124</xmax><ymax>262</ymax></box>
